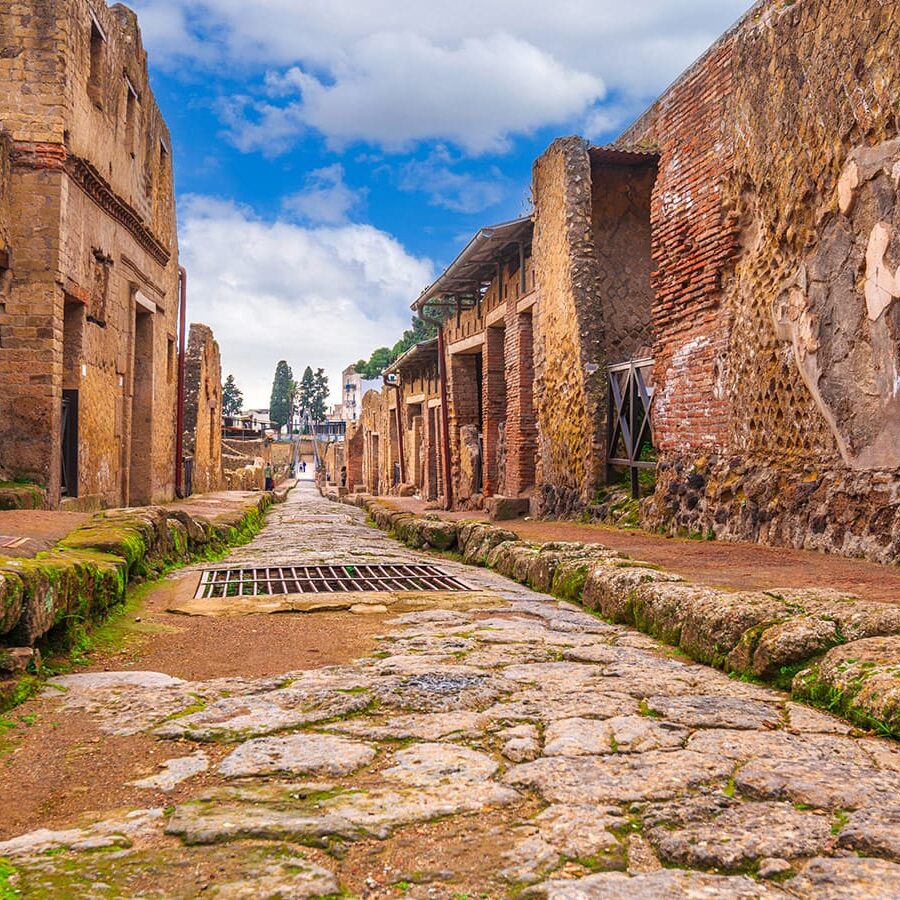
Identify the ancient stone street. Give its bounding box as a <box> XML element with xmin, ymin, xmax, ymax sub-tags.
<box><xmin>0</xmin><ymin>483</ymin><xmax>898</xmax><ymax>898</ymax></box>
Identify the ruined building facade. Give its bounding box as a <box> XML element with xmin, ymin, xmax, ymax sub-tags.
<box><xmin>0</xmin><ymin>0</ymin><xmax>182</xmax><ymax>508</ymax></box>
<box><xmin>182</xmin><ymin>324</ymin><xmax>223</xmax><ymax>495</ymax></box>
<box><xmin>614</xmin><ymin>0</ymin><xmax>900</xmax><ymax>562</ymax></box>
<box><xmin>346</xmin><ymin>0</ymin><xmax>899</xmax><ymax>564</ymax></box>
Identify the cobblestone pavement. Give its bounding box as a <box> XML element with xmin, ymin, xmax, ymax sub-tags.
<box><xmin>2</xmin><ymin>483</ymin><xmax>899</xmax><ymax>898</ymax></box>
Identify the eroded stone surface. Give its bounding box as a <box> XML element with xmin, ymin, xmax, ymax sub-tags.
<box><xmin>166</xmin><ymin>780</ymin><xmax>520</xmax><ymax>845</ymax></box>
<box><xmin>836</xmin><ymin>806</ymin><xmax>900</xmax><ymax>859</ymax></box>
<box><xmin>131</xmin><ymin>752</ymin><xmax>209</xmax><ymax>791</ymax></box>
<box><xmin>498</xmin><ymin>723</ymin><xmax>541</xmax><ymax>762</ymax></box>
<box><xmin>212</xmin><ymin>858</ymin><xmax>340</xmax><ymax>899</ymax></box>
<box><xmin>543</xmin><ymin>716</ymin><xmax>688</xmax><ymax>756</ymax></box>
<box><xmin>329</xmin><ymin>710</ymin><xmax>488</xmax><ymax>741</ymax></box>
<box><xmin>154</xmin><ymin>687</ymin><xmax>372</xmax><ymax>742</ymax></box>
<box><xmin>218</xmin><ymin>733</ymin><xmax>376</xmax><ymax>778</ymax></box>
<box><xmin>528</xmin><ymin>869</ymin><xmax>785</xmax><ymax>899</ymax></box>
<box><xmin>646</xmin><ymin>799</ymin><xmax>833</xmax><ymax>870</ymax></box>
<box><xmin>504</xmin><ymin>750</ymin><xmax>732</xmax><ymax>803</ymax></box>
<box><xmin>382</xmin><ymin>742</ymin><xmax>499</xmax><ymax>785</ymax></box>
<box><xmin>0</xmin><ymin>809</ymin><xmax>164</xmax><ymax>859</ymax></box>
<box><xmin>789</xmin><ymin>857</ymin><xmax>900</xmax><ymax>899</ymax></box>
<box><xmin>643</xmin><ymin>694</ymin><xmax>783</xmax><ymax>730</ymax></box>
<box><xmin>735</xmin><ymin>757</ymin><xmax>900</xmax><ymax>809</ymax></box>
<box><xmin>5</xmin><ymin>484</ymin><xmax>897</xmax><ymax>897</ymax></box>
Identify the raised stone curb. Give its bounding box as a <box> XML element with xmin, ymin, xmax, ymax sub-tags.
<box><xmin>0</xmin><ymin>488</ymin><xmax>288</xmax><ymax>704</ymax></box>
<box><xmin>332</xmin><ymin>491</ymin><xmax>900</xmax><ymax>736</ymax></box>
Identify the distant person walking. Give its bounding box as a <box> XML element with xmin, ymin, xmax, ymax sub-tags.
<box><xmin>264</xmin><ymin>462</ymin><xmax>274</xmax><ymax>491</ymax></box>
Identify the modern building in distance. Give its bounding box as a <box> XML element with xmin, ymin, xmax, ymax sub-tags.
<box><xmin>342</xmin><ymin>365</ymin><xmax>384</xmax><ymax>423</ymax></box>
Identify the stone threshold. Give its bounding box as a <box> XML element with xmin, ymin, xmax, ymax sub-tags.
<box><xmin>327</xmin><ymin>488</ymin><xmax>900</xmax><ymax>738</ymax></box>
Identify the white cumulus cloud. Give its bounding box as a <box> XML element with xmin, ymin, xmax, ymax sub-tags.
<box><xmin>224</xmin><ymin>33</ymin><xmax>603</xmax><ymax>155</ymax></box>
<box><xmin>131</xmin><ymin>0</ymin><xmax>750</xmax><ymax>154</ymax></box>
<box><xmin>179</xmin><ymin>195</ymin><xmax>433</xmax><ymax>408</ymax></box>
<box><xmin>281</xmin><ymin>164</ymin><xmax>364</xmax><ymax>224</ymax></box>
<box><xmin>398</xmin><ymin>146</ymin><xmax>508</xmax><ymax>214</ymax></box>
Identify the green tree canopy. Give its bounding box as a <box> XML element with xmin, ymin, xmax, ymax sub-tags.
<box><xmin>354</xmin><ymin>316</ymin><xmax>438</xmax><ymax>378</ymax></box>
<box><xmin>222</xmin><ymin>374</ymin><xmax>243</xmax><ymax>416</ymax></box>
<box><xmin>269</xmin><ymin>360</ymin><xmax>294</xmax><ymax>430</ymax></box>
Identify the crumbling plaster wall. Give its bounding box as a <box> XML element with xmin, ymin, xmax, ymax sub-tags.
<box><xmin>622</xmin><ymin>0</ymin><xmax>900</xmax><ymax>562</ymax></box>
<box><xmin>590</xmin><ymin>158</ymin><xmax>656</xmax><ymax>364</ymax></box>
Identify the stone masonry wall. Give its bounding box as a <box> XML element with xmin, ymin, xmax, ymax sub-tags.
<box><xmin>0</xmin><ymin>0</ymin><xmax>179</xmax><ymax>508</ymax></box>
<box><xmin>182</xmin><ymin>323</ymin><xmax>223</xmax><ymax>494</ymax></box>
<box><xmin>618</xmin><ymin>0</ymin><xmax>900</xmax><ymax>563</ymax></box>
<box><xmin>532</xmin><ymin>137</ymin><xmax>606</xmax><ymax>516</ymax></box>
<box><xmin>356</xmin><ymin>388</ymin><xmax>392</xmax><ymax>496</ymax></box>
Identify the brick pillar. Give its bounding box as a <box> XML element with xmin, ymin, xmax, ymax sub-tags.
<box><xmin>505</xmin><ymin>309</ymin><xmax>537</xmax><ymax>495</ymax></box>
<box><xmin>482</xmin><ymin>325</ymin><xmax>506</xmax><ymax>496</ymax></box>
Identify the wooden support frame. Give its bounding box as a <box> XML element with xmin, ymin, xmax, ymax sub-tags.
<box><xmin>606</xmin><ymin>357</ymin><xmax>656</xmax><ymax>499</ymax></box>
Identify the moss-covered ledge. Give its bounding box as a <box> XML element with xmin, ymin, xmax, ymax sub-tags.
<box><xmin>333</xmin><ymin>490</ymin><xmax>900</xmax><ymax>737</ymax></box>
<box><xmin>0</xmin><ymin>489</ymin><xmax>286</xmax><ymax>706</ymax></box>
<box><xmin>0</xmin><ymin>482</ymin><xmax>47</xmax><ymax>510</ymax></box>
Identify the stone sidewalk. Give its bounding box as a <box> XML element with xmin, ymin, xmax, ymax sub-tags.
<box><xmin>376</xmin><ymin>496</ymin><xmax>900</xmax><ymax>605</ymax></box>
<box><xmin>0</xmin><ymin>489</ymin><xmax>286</xmax><ymax>561</ymax></box>
<box><xmin>1</xmin><ymin>482</ymin><xmax>898</xmax><ymax>898</ymax></box>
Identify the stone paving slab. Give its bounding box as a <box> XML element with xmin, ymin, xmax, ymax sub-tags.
<box><xmin>3</xmin><ymin>482</ymin><xmax>900</xmax><ymax>897</ymax></box>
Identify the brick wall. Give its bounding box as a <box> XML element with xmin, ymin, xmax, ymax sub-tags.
<box><xmin>441</xmin><ymin>249</ymin><xmax>538</xmax><ymax>509</ymax></box>
<box><xmin>617</xmin><ymin>34</ymin><xmax>738</xmax><ymax>458</ymax></box>
<box><xmin>503</xmin><ymin>308</ymin><xmax>537</xmax><ymax>496</ymax></box>
<box><xmin>616</xmin><ymin>0</ymin><xmax>900</xmax><ymax>562</ymax></box>
<box><xmin>182</xmin><ymin>323</ymin><xmax>223</xmax><ymax>494</ymax></box>
<box><xmin>345</xmin><ymin>423</ymin><xmax>363</xmax><ymax>490</ymax></box>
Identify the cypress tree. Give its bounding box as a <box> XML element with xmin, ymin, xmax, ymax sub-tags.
<box><xmin>269</xmin><ymin>360</ymin><xmax>294</xmax><ymax>431</ymax></box>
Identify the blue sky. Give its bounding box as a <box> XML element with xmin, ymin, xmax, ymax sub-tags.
<box><xmin>131</xmin><ymin>0</ymin><xmax>751</xmax><ymax>407</ymax></box>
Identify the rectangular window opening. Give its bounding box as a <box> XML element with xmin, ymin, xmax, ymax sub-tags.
<box><xmin>124</xmin><ymin>76</ymin><xmax>138</xmax><ymax>157</ymax></box>
<box><xmin>88</xmin><ymin>19</ymin><xmax>105</xmax><ymax>105</ymax></box>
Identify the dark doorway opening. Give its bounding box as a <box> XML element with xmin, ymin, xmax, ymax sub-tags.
<box><xmin>61</xmin><ymin>389</ymin><xmax>79</xmax><ymax>498</ymax></box>
<box><xmin>61</xmin><ymin>301</ymin><xmax>85</xmax><ymax>498</ymax></box>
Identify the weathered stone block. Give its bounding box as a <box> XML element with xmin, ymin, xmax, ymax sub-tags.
<box><xmin>793</xmin><ymin>636</ymin><xmax>900</xmax><ymax>735</ymax></box>
<box><xmin>486</xmin><ymin>496</ymin><xmax>530</xmax><ymax>521</ymax></box>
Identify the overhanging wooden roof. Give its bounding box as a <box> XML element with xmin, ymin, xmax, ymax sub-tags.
<box><xmin>412</xmin><ymin>216</ymin><xmax>533</xmax><ymax>312</ymax></box>
<box><xmin>384</xmin><ymin>338</ymin><xmax>439</xmax><ymax>376</ymax></box>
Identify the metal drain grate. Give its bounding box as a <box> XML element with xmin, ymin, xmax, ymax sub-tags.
<box><xmin>195</xmin><ymin>563</ymin><xmax>470</xmax><ymax>599</ymax></box>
